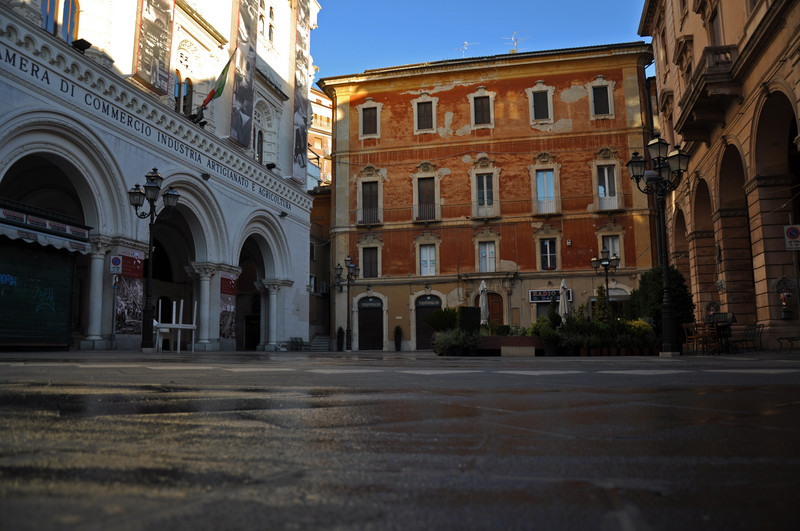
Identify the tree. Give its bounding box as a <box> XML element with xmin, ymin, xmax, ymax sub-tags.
<box><xmin>626</xmin><ymin>266</ymin><xmax>695</xmax><ymax>338</ymax></box>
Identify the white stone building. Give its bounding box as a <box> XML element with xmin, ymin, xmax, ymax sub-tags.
<box><xmin>0</xmin><ymin>0</ymin><xmax>320</xmax><ymax>351</ymax></box>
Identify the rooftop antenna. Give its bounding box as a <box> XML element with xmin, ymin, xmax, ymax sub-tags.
<box><xmin>504</xmin><ymin>32</ymin><xmax>529</xmax><ymax>54</ymax></box>
<box><xmin>457</xmin><ymin>41</ymin><xmax>479</xmax><ymax>58</ymax></box>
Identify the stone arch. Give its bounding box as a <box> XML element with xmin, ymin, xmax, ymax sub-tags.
<box><xmin>671</xmin><ymin>207</ymin><xmax>691</xmax><ymax>285</ymax></box>
<box><xmin>749</xmin><ymin>89</ymin><xmax>800</xmax><ymax>324</ymax></box>
<box><xmin>688</xmin><ymin>179</ymin><xmax>718</xmax><ymax>319</ymax></box>
<box><xmin>715</xmin><ymin>143</ymin><xmax>757</xmax><ymax>324</ymax></box>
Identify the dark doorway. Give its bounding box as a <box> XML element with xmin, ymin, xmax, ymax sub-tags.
<box><xmin>358</xmin><ymin>297</ymin><xmax>383</xmax><ymax>350</ymax></box>
<box><xmin>415</xmin><ymin>295</ymin><xmax>441</xmax><ymax>350</ymax></box>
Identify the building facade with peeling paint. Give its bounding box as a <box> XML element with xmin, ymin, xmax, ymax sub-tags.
<box><xmin>319</xmin><ymin>42</ymin><xmax>656</xmax><ymax>351</ymax></box>
<box><xmin>640</xmin><ymin>0</ymin><xmax>800</xmax><ymax>348</ymax></box>
<box><xmin>0</xmin><ymin>0</ymin><xmax>320</xmax><ymax>351</ymax></box>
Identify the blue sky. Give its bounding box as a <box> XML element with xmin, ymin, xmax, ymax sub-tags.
<box><xmin>311</xmin><ymin>0</ymin><xmax>650</xmax><ymax>84</ymax></box>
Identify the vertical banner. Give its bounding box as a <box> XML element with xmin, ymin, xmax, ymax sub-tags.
<box><xmin>292</xmin><ymin>0</ymin><xmax>311</xmax><ymax>186</ymax></box>
<box><xmin>114</xmin><ymin>249</ymin><xmax>145</xmax><ymax>335</ymax></box>
<box><xmin>230</xmin><ymin>0</ymin><xmax>258</xmax><ymax>146</ymax></box>
<box><xmin>132</xmin><ymin>0</ymin><xmax>175</xmax><ymax>94</ymax></box>
<box><xmin>220</xmin><ymin>275</ymin><xmax>237</xmax><ymax>339</ymax></box>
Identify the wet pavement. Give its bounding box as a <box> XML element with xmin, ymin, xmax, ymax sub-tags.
<box><xmin>1</xmin><ymin>351</ymin><xmax>799</xmax><ymax>530</ymax></box>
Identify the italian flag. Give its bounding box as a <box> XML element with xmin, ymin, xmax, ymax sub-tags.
<box><xmin>201</xmin><ymin>52</ymin><xmax>235</xmax><ymax>108</ymax></box>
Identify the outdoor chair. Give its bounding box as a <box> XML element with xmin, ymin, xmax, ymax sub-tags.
<box><xmin>682</xmin><ymin>323</ymin><xmax>700</xmax><ymax>354</ymax></box>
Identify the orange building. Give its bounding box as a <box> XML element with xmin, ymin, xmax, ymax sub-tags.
<box><xmin>319</xmin><ymin>42</ymin><xmax>655</xmax><ymax>351</ymax></box>
<box><xmin>640</xmin><ymin>0</ymin><xmax>800</xmax><ymax>347</ymax></box>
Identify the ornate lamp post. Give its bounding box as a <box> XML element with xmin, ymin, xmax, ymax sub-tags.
<box><xmin>590</xmin><ymin>247</ymin><xmax>620</xmax><ymax>297</ymax></box>
<box><xmin>128</xmin><ymin>168</ymin><xmax>180</xmax><ymax>350</ymax></box>
<box><xmin>626</xmin><ymin>137</ymin><xmax>689</xmax><ymax>357</ymax></box>
<box><xmin>335</xmin><ymin>254</ymin><xmax>359</xmax><ymax>351</ymax></box>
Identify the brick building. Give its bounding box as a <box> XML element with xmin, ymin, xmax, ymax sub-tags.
<box><xmin>639</xmin><ymin>0</ymin><xmax>800</xmax><ymax>347</ymax></box>
<box><xmin>319</xmin><ymin>42</ymin><xmax>656</xmax><ymax>351</ymax></box>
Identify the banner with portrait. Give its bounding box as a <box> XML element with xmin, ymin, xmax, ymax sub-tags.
<box><xmin>292</xmin><ymin>0</ymin><xmax>311</xmax><ymax>186</ymax></box>
<box><xmin>132</xmin><ymin>0</ymin><xmax>175</xmax><ymax>95</ymax></box>
<box><xmin>230</xmin><ymin>0</ymin><xmax>258</xmax><ymax>147</ymax></box>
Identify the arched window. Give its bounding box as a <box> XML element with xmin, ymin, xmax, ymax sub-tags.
<box><xmin>269</xmin><ymin>24</ymin><xmax>274</xmax><ymax>43</ymax></box>
<box><xmin>259</xmin><ymin>15</ymin><xmax>265</xmax><ymax>36</ymax></box>
<box><xmin>182</xmin><ymin>79</ymin><xmax>193</xmax><ymax>116</ymax></box>
<box><xmin>173</xmin><ymin>71</ymin><xmax>182</xmax><ymax>112</ymax></box>
<box><xmin>256</xmin><ymin>130</ymin><xmax>264</xmax><ymax>163</ymax></box>
<box><xmin>41</xmin><ymin>0</ymin><xmax>57</xmax><ymax>34</ymax></box>
<box><xmin>61</xmin><ymin>0</ymin><xmax>79</xmax><ymax>44</ymax></box>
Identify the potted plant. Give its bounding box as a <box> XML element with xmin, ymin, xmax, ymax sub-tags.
<box><xmin>394</xmin><ymin>325</ymin><xmax>403</xmax><ymax>351</ymax></box>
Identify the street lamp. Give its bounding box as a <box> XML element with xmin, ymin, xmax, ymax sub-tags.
<box><xmin>334</xmin><ymin>254</ymin><xmax>359</xmax><ymax>351</ymax></box>
<box><xmin>128</xmin><ymin>168</ymin><xmax>180</xmax><ymax>350</ymax></box>
<box><xmin>590</xmin><ymin>247</ymin><xmax>620</xmax><ymax>297</ymax></box>
<box><xmin>626</xmin><ymin>137</ymin><xmax>689</xmax><ymax>357</ymax></box>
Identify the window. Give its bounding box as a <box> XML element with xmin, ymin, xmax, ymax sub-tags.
<box><xmin>415</xmin><ymin>232</ymin><xmax>441</xmax><ymax>276</ymax></box>
<box><xmin>420</xmin><ymin>244</ymin><xmax>436</xmax><ymax>276</ymax></box>
<box><xmin>41</xmin><ymin>0</ymin><xmax>57</xmax><ymax>34</ymax></box>
<box><xmin>530</xmin><ymin>153</ymin><xmax>561</xmax><ymax>215</ymax></box>
<box><xmin>540</xmin><ymin>239</ymin><xmax>557</xmax><ymax>270</ymax></box>
<box><xmin>412</xmin><ymin>93</ymin><xmax>438</xmax><ymax>134</ymax></box>
<box><xmin>417</xmin><ymin>177</ymin><xmax>435</xmax><ymax>221</ymax></box>
<box><xmin>474</xmin><ymin>97</ymin><xmax>490</xmax><ymax>125</ymax></box>
<box><xmin>309</xmin><ymin>275</ymin><xmax>316</xmax><ymax>293</ymax></box>
<box><xmin>534</xmin><ymin>225</ymin><xmax>561</xmax><ymax>271</ymax></box>
<box><xmin>255</xmin><ymin>130</ymin><xmax>264</xmax><ymax>162</ymax></box>
<box><xmin>479</xmin><ymin>241</ymin><xmax>496</xmax><ymax>273</ymax></box>
<box><xmin>173</xmin><ymin>71</ymin><xmax>182</xmax><ymax>113</ymax></box>
<box><xmin>592</xmin><ymin>86</ymin><xmax>610</xmax><ymax>116</ymax></box>
<box><xmin>587</xmin><ymin>76</ymin><xmax>615</xmax><ymax>119</ymax></box>
<box><xmin>182</xmin><ymin>79</ymin><xmax>193</xmax><ymax>116</ymax></box>
<box><xmin>476</xmin><ymin>173</ymin><xmax>493</xmax><ymax>208</ymax></box>
<box><xmin>468</xmin><ymin>87</ymin><xmax>496</xmax><ymax>129</ymax></box>
<box><xmin>412</xmin><ymin>162</ymin><xmax>442</xmax><ymax>222</ymax></box>
<box><xmin>357</xmin><ymin>166</ymin><xmax>384</xmax><ymax>225</ymax></box>
<box><xmin>361</xmin><ymin>181</ymin><xmax>379</xmax><ymax>224</ymax></box>
<box><xmin>470</xmin><ymin>156</ymin><xmax>501</xmax><ymax>218</ymax></box>
<box><xmin>591</xmin><ymin>148</ymin><xmax>622</xmax><ymax>212</ymax></box>
<box><xmin>417</xmin><ymin>102</ymin><xmax>432</xmax><ymax>130</ymax></box>
<box><xmin>357</xmin><ymin>98</ymin><xmax>382</xmax><ymax>139</ymax></box>
<box><xmin>362</xmin><ymin>108</ymin><xmax>377</xmax><ymax>135</ymax></box>
<box><xmin>269</xmin><ymin>24</ymin><xmax>274</xmax><ymax>43</ymax></box>
<box><xmin>525</xmin><ymin>82</ymin><xmax>554</xmax><ymax>125</ymax></box>
<box><xmin>597</xmin><ymin>165</ymin><xmax>617</xmax><ymax>210</ymax></box>
<box><xmin>62</xmin><ymin>0</ymin><xmax>79</xmax><ymax>44</ymax></box>
<box><xmin>259</xmin><ymin>15</ymin><xmax>265</xmax><ymax>35</ymax></box>
<box><xmin>310</xmin><ymin>241</ymin><xmax>316</xmax><ymax>261</ymax></box>
<box><xmin>362</xmin><ymin>247</ymin><xmax>378</xmax><ymax>278</ymax></box>
<box><xmin>602</xmin><ymin>235</ymin><xmax>620</xmax><ymax>258</ymax></box>
<box><xmin>536</xmin><ymin>169</ymin><xmax>556</xmax><ymax>214</ymax></box>
<box><xmin>709</xmin><ymin>9</ymin><xmax>723</xmax><ymax>46</ymax></box>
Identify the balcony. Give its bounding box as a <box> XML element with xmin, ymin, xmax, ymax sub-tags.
<box><xmin>676</xmin><ymin>45</ymin><xmax>741</xmax><ymax>143</ymax></box>
<box><xmin>356</xmin><ymin>207</ymin><xmax>382</xmax><ymax>226</ymax></box>
<box><xmin>598</xmin><ymin>195</ymin><xmax>619</xmax><ymax>212</ymax></box>
<box><xmin>535</xmin><ymin>196</ymin><xmax>560</xmax><ymax>216</ymax></box>
<box><xmin>413</xmin><ymin>203</ymin><xmax>440</xmax><ymax>223</ymax></box>
<box><xmin>472</xmin><ymin>202</ymin><xmax>500</xmax><ymax>220</ymax></box>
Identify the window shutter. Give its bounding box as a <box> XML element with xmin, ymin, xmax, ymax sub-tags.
<box><xmin>532</xmin><ymin>91</ymin><xmax>549</xmax><ymax>120</ymax></box>
<box><xmin>592</xmin><ymin>86</ymin><xmax>610</xmax><ymax>115</ymax></box>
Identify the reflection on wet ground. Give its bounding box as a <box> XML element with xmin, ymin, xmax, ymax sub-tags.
<box><xmin>1</xmin><ymin>358</ymin><xmax>799</xmax><ymax>530</ymax></box>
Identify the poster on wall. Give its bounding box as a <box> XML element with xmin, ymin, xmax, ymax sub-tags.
<box><xmin>292</xmin><ymin>0</ymin><xmax>311</xmax><ymax>186</ymax></box>
<box><xmin>114</xmin><ymin>250</ymin><xmax>145</xmax><ymax>335</ymax></box>
<box><xmin>230</xmin><ymin>0</ymin><xmax>258</xmax><ymax>147</ymax></box>
<box><xmin>220</xmin><ymin>275</ymin><xmax>237</xmax><ymax>339</ymax></box>
<box><xmin>132</xmin><ymin>0</ymin><xmax>175</xmax><ymax>94</ymax></box>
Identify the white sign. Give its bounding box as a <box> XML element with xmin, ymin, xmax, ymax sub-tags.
<box><xmin>785</xmin><ymin>225</ymin><xmax>800</xmax><ymax>251</ymax></box>
<box><xmin>110</xmin><ymin>255</ymin><xmax>122</xmax><ymax>274</ymax></box>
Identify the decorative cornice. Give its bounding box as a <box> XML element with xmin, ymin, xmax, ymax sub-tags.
<box><xmin>0</xmin><ymin>8</ymin><xmax>311</xmax><ymax>213</ymax></box>
<box><xmin>744</xmin><ymin>174</ymin><xmax>795</xmax><ymax>194</ymax></box>
<box><xmin>687</xmin><ymin>230</ymin><xmax>714</xmax><ymax>242</ymax></box>
<box><xmin>712</xmin><ymin>208</ymin><xmax>748</xmax><ymax>222</ymax></box>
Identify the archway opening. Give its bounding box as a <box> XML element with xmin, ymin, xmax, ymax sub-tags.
<box><xmin>0</xmin><ymin>155</ymin><xmax>90</xmax><ymax>349</ymax></box>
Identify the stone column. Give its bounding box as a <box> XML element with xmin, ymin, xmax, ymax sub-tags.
<box><xmin>255</xmin><ymin>281</ymin><xmax>268</xmax><ymax>351</ymax></box>
<box><xmin>263</xmin><ymin>280</ymin><xmax>281</xmax><ymax>350</ymax></box>
<box><xmin>81</xmin><ymin>237</ymin><xmax>112</xmax><ymax>348</ymax></box>
<box><xmin>191</xmin><ymin>263</ymin><xmax>216</xmax><ymax>345</ymax></box>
